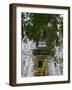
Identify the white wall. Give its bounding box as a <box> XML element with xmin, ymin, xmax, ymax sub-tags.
<box><xmin>0</xmin><ymin>0</ymin><xmax>72</xmax><ymax>90</ymax></box>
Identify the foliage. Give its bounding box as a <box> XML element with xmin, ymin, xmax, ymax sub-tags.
<box><xmin>21</xmin><ymin>12</ymin><xmax>63</xmax><ymax>57</ymax></box>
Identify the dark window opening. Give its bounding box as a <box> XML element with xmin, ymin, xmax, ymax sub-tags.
<box><xmin>38</xmin><ymin>61</ymin><xmax>43</xmax><ymax>68</ymax></box>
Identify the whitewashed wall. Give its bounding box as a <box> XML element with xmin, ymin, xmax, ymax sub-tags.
<box><xmin>21</xmin><ymin>40</ymin><xmax>63</xmax><ymax>77</ymax></box>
